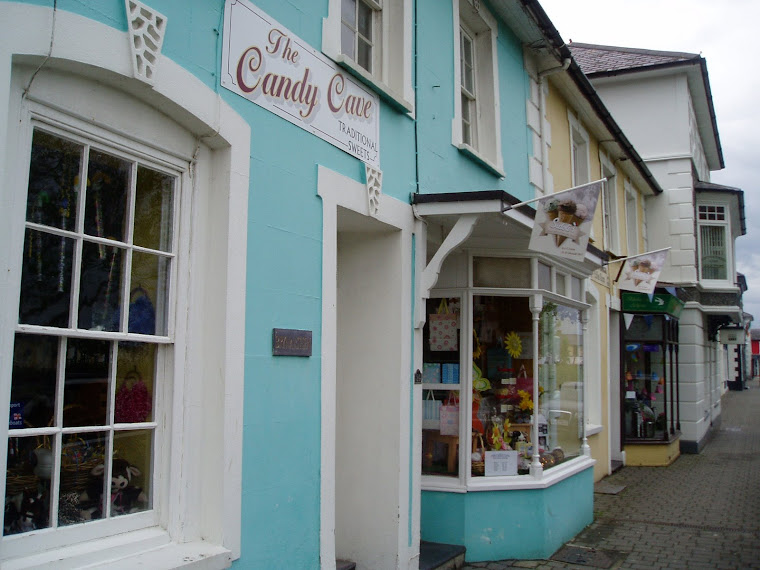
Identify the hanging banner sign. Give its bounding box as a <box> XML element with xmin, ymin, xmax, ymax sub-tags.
<box><xmin>221</xmin><ymin>0</ymin><xmax>380</xmax><ymax>167</ymax></box>
<box><xmin>528</xmin><ymin>181</ymin><xmax>602</xmax><ymax>262</ymax></box>
<box><xmin>617</xmin><ymin>249</ymin><xmax>669</xmax><ymax>295</ymax></box>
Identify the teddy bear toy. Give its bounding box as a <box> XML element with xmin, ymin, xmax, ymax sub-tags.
<box><xmin>80</xmin><ymin>458</ymin><xmax>147</xmax><ymax>519</ymax></box>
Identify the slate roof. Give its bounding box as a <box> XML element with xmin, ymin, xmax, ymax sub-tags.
<box><xmin>568</xmin><ymin>43</ymin><xmax>701</xmax><ymax>75</ymax></box>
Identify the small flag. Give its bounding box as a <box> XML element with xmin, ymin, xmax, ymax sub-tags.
<box><xmin>617</xmin><ymin>249</ymin><xmax>669</xmax><ymax>294</ymax></box>
<box><xmin>528</xmin><ymin>181</ymin><xmax>602</xmax><ymax>261</ymax></box>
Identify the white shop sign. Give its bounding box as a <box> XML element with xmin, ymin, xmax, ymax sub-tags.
<box><xmin>221</xmin><ymin>0</ymin><xmax>380</xmax><ymax>167</ymax></box>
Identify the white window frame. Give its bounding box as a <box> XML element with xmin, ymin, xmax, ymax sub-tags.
<box><xmin>323</xmin><ymin>0</ymin><xmax>414</xmax><ymax>113</ymax></box>
<box><xmin>0</xmin><ymin>5</ymin><xmax>248</xmax><ymax>567</ymax></box>
<box><xmin>697</xmin><ymin>203</ymin><xmax>732</xmax><ymax>285</ymax></box>
<box><xmin>599</xmin><ymin>151</ymin><xmax>620</xmax><ymax>254</ymax></box>
<box><xmin>340</xmin><ymin>0</ymin><xmax>380</xmax><ymax>76</ymax></box>
<box><xmin>625</xmin><ymin>180</ymin><xmax>639</xmax><ymax>256</ymax></box>
<box><xmin>451</xmin><ymin>0</ymin><xmax>503</xmax><ymax>177</ymax></box>
<box><xmin>4</xmin><ymin>108</ymin><xmax>182</xmax><ymax>551</ymax></box>
<box><xmin>568</xmin><ymin>113</ymin><xmax>590</xmax><ymax>188</ymax></box>
<box><xmin>421</xmin><ymin>253</ymin><xmax>594</xmax><ymax>494</ymax></box>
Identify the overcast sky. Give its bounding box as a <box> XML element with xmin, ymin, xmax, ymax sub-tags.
<box><xmin>538</xmin><ymin>0</ymin><xmax>760</xmax><ymax>324</ymax></box>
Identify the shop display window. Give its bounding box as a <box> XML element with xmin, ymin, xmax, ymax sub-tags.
<box><xmin>422</xmin><ymin>297</ymin><xmax>462</xmax><ymax>476</ymax></box>
<box><xmin>622</xmin><ymin>314</ymin><xmax>679</xmax><ymax>441</ymax></box>
<box><xmin>4</xmin><ymin>128</ymin><xmax>174</xmax><ymax>536</ymax></box>
<box><xmin>421</xmin><ymin>258</ymin><xmax>587</xmax><ymax>482</ymax></box>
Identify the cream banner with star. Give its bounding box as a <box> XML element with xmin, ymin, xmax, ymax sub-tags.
<box><xmin>528</xmin><ymin>181</ymin><xmax>602</xmax><ymax>261</ymax></box>
<box><xmin>616</xmin><ymin>248</ymin><xmax>669</xmax><ymax>294</ymax></box>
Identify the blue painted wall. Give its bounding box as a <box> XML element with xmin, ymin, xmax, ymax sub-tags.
<box><xmin>420</xmin><ymin>467</ymin><xmax>594</xmax><ymax>561</ymax></box>
<box><xmin>3</xmin><ymin>0</ymin><xmax>416</xmax><ymax>567</ymax></box>
<box><xmin>415</xmin><ymin>0</ymin><xmax>533</xmax><ymax>200</ymax></box>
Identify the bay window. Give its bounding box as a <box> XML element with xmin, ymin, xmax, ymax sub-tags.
<box><xmin>698</xmin><ymin>204</ymin><xmax>729</xmax><ymax>281</ymax></box>
<box><xmin>421</xmin><ymin>256</ymin><xmax>588</xmax><ymax>484</ymax></box>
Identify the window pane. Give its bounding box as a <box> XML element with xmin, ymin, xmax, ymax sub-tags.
<box><xmin>84</xmin><ymin>150</ymin><xmax>130</xmax><ymax>242</ymax></box>
<box><xmin>622</xmin><ymin>315</ymin><xmax>670</xmax><ymax>441</ymax></box>
<box><xmin>473</xmin><ymin>257</ymin><xmax>530</xmax><ymax>288</ymax></box>
<box><xmin>133</xmin><ymin>166</ymin><xmax>174</xmax><ymax>252</ymax></box>
<box><xmin>341</xmin><ymin>22</ymin><xmax>355</xmax><ymax>59</ymax></box>
<box><xmin>538</xmin><ymin>262</ymin><xmax>551</xmax><ymax>290</ymax></box>
<box><xmin>570</xmin><ymin>276</ymin><xmax>582</xmax><ymax>301</ymax></box>
<box><xmin>77</xmin><ymin>242</ymin><xmax>124</xmax><ymax>332</ymax></box>
<box><xmin>461</xmin><ymin>32</ymin><xmax>474</xmax><ymax>94</ymax></box>
<box><xmin>556</xmin><ymin>274</ymin><xmax>566</xmax><ymax>296</ymax></box>
<box><xmin>64</xmin><ymin>339</ymin><xmax>110</xmax><ymax>427</ymax></box>
<box><xmin>25</xmin><ymin>130</ymin><xmax>82</xmax><ymax>231</ymax></box>
<box><xmin>19</xmin><ymin>228</ymin><xmax>75</xmax><ymax>327</ymax></box>
<box><xmin>130</xmin><ymin>252</ymin><xmax>169</xmax><ymax>336</ymax></box>
<box><xmin>461</xmin><ymin>94</ymin><xmax>471</xmax><ymax>146</ymax></box>
<box><xmin>59</xmin><ymin>431</ymin><xmax>108</xmax><ymax>525</ymax></box>
<box><xmin>4</xmin><ymin>436</ymin><xmax>54</xmax><ymax>535</ymax></box>
<box><xmin>115</xmin><ymin>343</ymin><xmax>156</xmax><ymax>424</ymax></box>
<box><xmin>700</xmin><ymin>225</ymin><xmax>727</xmax><ymax>279</ymax></box>
<box><xmin>539</xmin><ymin>302</ymin><xmax>583</xmax><ymax>463</ymax></box>
<box><xmin>341</xmin><ymin>0</ymin><xmax>356</xmax><ymax>24</ymax></box>
<box><xmin>422</xmin><ymin>297</ymin><xmax>461</xmax><ymax>477</ymax></box>
<box><xmin>112</xmin><ymin>430</ymin><xmax>153</xmax><ymax>516</ymax></box>
<box><xmin>358</xmin><ymin>38</ymin><xmax>372</xmax><ymax>72</ymax></box>
<box><xmin>357</xmin><ymin>0</ymin><xmax>372</xmax><ymax>39</ymax></box>
<box><xmin>11</xmin><ymin>334</ymin><xmax>58</xmax><ymax>429</ymax></box>
<box><xmin>472</xmin><ymin>296</ymin><xmax>533</xmax><ymax>476</ymax></box>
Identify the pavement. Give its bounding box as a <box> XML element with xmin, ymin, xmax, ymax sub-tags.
<box><xmin>462</xmin><ymin>378</ymin><xmax>760</xmax><ymax>570</ymax></box>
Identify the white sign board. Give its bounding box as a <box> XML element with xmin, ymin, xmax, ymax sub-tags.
<box><xmin>221</xmin><ymin>0</ymin><xmax>380</xmax><ymax>167</ymax></box>
<box><xmin>485</xmin><ymin>450</ymin><xmax>518</xmax><ymax>476</ymax></box>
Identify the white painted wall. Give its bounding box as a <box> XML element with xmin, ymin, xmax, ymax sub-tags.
<box><xmin>593</xmin><ymin>74</ymin><xmax>692</xmax><ymax>161</ymax></box>
<box><xmin>677</xmin><ymin>306</ymin><xmax>712</xmax><ymax>446</ymax></box>
<box><xmin>643</xmin><ymin>158</ymin><xmax>698</xmax><ymax>286</ymax></box>
<box><xmin>336</xmin><ymin>227</ymin><xmax>404</xmax><ymax>569</ymax></box>
<box><xmin>319</xmin><ymin>166</ymin><xmax>418</xmax><ymax>570</ymax></box>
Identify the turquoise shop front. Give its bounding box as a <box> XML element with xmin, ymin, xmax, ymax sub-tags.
<box><xmin>421</xmin><ymin>467</ymin><xmax>593</xmax><ymax>560</ymax></box>
<box><xmin>414</xmin><ymin>196</ymin><xmax>598</xmax><ymax>561</ymax></box>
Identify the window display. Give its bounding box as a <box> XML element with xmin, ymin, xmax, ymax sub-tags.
<box><xmin>422</xmin><ymin>297</ymin><xmax>461</xmax><ymax>476</ymax></box>
<box><xmin>420</xmin><ymin>258</ymin><xmax>587</xmax><ymax>482</ymax></box>
<box><xmin>622</xmin><ymin>314</ymin><xmax>678</xmax><ymax>441</ymax></box>
<box><xmin>4</xmin><ymin>129</ymin><xmax>174</xmax><ymax>535</ymax></box>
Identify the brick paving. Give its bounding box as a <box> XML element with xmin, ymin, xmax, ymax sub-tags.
<box><xmin>462</xmin><ymin>379</ymin><xmax>760</xmax><ymax>569</ymax></box>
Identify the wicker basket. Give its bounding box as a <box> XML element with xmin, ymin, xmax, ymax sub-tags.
<box><xmin>5</xmin><ymin>471</ymin><xmax>39</xmax><ymax>496</ymax></box>
<box><xmin>471</xmin><ymin>433</ymin><xmax>485</xmax><ymax>476</ymax></box>
<box><xmin>61</xmin><ymin>459</ymin><xmax>102</xmax><ymax>494</ymax></box>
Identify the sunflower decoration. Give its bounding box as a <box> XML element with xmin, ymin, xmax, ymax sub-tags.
<box><xmin>517</xmin><ymin>389</ymin><xmax>533</xmax><ymax>412</ymax></box>
<box><xmin>504</xmin><ymin>331</ymin><xmax>523</xmax><ymax>359</ymax></box>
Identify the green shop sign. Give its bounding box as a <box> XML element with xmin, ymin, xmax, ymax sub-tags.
<box><xmin>621</xmin><ymin>292</ymin><xmax>684</xmax><ymax>317</ymax></box>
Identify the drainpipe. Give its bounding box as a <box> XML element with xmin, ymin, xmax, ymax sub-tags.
<box><xmin>537</xmin><ymin>58</ymin><xmax>570</xmax><ymax>194</ymax></box>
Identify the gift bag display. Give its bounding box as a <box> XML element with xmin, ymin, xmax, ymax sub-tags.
<box><xmin>439</xmin><ymin>393</ymin><xmax>460</xmax><ymax>435</ymax></box>
<box><xmin>429</xmin><ymin>299</ymin><xmax>458</xmax><ymax>351</ymax></box>
<box><xmin>422</xmin><ymin>391</ymin><xmax>441</xmax><ymax>429</ymax></box>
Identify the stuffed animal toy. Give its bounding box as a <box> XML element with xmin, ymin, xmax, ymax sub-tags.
<box><xmin>5</xmin><ymin>490</ymin><xmax>47</xmax><ymax>534</ymax></box>
<box><xmin>80</xmin><ymin>458</ymin><xmax>147</xmax><ymax>519</ymax></box>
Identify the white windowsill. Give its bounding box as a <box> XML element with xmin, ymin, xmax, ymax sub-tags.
<box><xmin>3</xmin><ymin>528</ymin><xmax>232</xmax><ymax>570</ymax></box>
<box><xmin>422</xmin><ymin>455</ymin><xmax>595</xmax><ymax>493</ymax></box>
<box><xmin>456</xmin><ymin>143</ymin><xmax>505</xmax><ymax>178</ymax></box>
<box><xmin>332</xmin><ymin>54</ymin><xmax>414</xmax><ymax>115</ymax></box>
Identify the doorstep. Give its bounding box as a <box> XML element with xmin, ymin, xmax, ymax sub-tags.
<box><xmin>419</xmin><ymin>541</ymin><xmax>466</xmax><ymax>570</ymax></box>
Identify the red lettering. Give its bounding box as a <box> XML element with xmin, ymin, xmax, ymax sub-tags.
<box><xmin>328</xmin><ymin>73</ymin><xmax>345</xmax><ymax>113</ymax></box>
<box><xmin>236</xmin><ymin>46</ymin><xmax>263</xmax><ymax>93</ymax></box>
